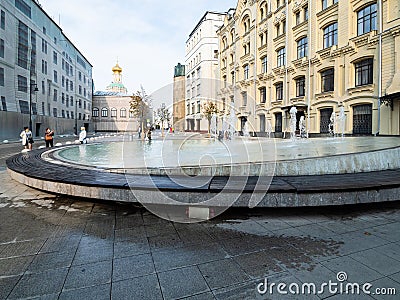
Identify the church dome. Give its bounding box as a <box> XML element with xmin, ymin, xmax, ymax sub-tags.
<box><xmin>112</xmin><ymin>63</ymin><xmax>122</xmax><ymax>73</ymax></box>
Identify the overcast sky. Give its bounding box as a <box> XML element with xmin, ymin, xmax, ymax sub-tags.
<box><xmin>38</xmin><ymin>0</ymin><xmax>237</xmax><ymax>108</ymax></box>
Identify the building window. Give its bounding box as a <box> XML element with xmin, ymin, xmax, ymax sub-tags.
<box><xmin>357</xmin><ymin>4</ymin><xmax>377</xmax><ymax>36</ymax></box>
<box><xmin>53</xmin><ymin>89</ymin><xmax>57</xmax><ymax>101</ymax></box>
<box><xmin>61</xmin><ymin>93</ymin><xmax>65</xmax><ymax>104</ymax></box>
<box><xmin>243</xmin><ymin>16</ymin><xmax>250</xmax><ymax>33</ymax></box>
<box><xmin>244</xmin><ymin>64</ymin><xmax>249</xmax><ymax>80</ymax></box>
<box><xmin>120</xmin><ymin>108</ymin><xmax>126</xmax><ymax>118</ymax></box>
<box><xmin>231</xmin><ymin>71</ymin><xmax>235</xmax><ymax>85</ymax></box>
<box><xmin>275</xmin><ymin>82</ymin><xmax>283</xmax><ymax>100</ymax></box>
<box><xmin>53</xmin><ymin>70</ymin><xmax>58</xmax><ymax>83</ymax></box>
<box><xmin>0</xmin><ymin>38</ymin><xmax>4</xmax><ymax>58</ymax></box>
<box><xmin>277</xmin><ymin>47</ymin><xmax>285</xmax><ymax>67</ymax></box>
<box><xmin>0</xmin><ymin>67</ymin><xmax>4</xmax><ymax>86</ymax></box>
<box><xmin>17</xmin><ymin>21</ymin><xmax>28</xmax><ymax>69</ymax></box>
<box><xmin>260</xmin><ymin>87</ymin><xmax>266</xmax><ymax>103</ymax></box>
<box><xmin>53</xmin><ymin>108</ymin><xmax>57</xmax><ymax>117</ymax></box>
<box><xmin>17</xmin><ymin>75</ymin><xmax>27</xmax><ymax>92</ymax></box>
<box><xmin>323</xmin><ymin>23</ymin><xmax>338</xmax><ymax>48</ymax></box>
<box><xmin>304</xmin><ymin>5</ymin><xmax>308</xmax><ymax>20</ymax></box>
<box><xmin>101</xmin><ymin>108</ymin><xmax>108</xmax><ymax>117</ymax></box>
<box><xmin>41</xmin><ymin>60</ymin><xmax>47</xmax><ymax>74</ymax></box>
<box><xmin>62</xmin><ymin>76</ymin><xmax>65</xmax><ymax>87</ymax></box>
<box><xmin>296</xmin><ymin>12</ymin><xmax>301</xmax><ymax>25</ymax></box>
<box><xmin>187</xmin><ymin>104</ymin><xmax>190</xmax><ymax>115</ymax></box>
<box><xmin>70</xmin><ymin>81</ymin><xmax>73</xmax><ymax>92</ymax></box>
<box><xmin>19</xmin><ymin>100</ymin><xmax>29</xmax><ymax>114</ymax></box>
<box><xmin>355</xmin><ymin>58</ymin><xmax>373</xmax><ymax>86</ymax></box>
<box><xmin>52</xmin><ymin>52</ymin><xmax>57</xmax><ymax>65</ymax></box>
<box><xmin>322</xmin><ymin>0</ymin><xmax>328</xmax><ymax>10</ymax></box>
<box><xmin>297</xmin><ymin>37</ymin><xmax>308</xmax><ymax>59</ymax></box>
<box><xmin>1</xmin><ymin>96</ymin><xmax>6</xmax><ymax>111</ymax></box>
<box><xmin>62</xmin><ymin>110</ymin><xmax>65</xmax><ymax>118</ymax></box>
<box><xmin>41</xmin><ymin>39</ymin><xmax>47</xmax><ymax>54</ymax></box>
<box><xmin>321</xmin><ymin>68</ymin><xmax>334</xmax><ymax>92</ymax></box>
<box><xmin>261</xmin><ymin>56</ymin><xmax>268</xmax><ymax>73</ymax></box>
<box><xmin>15</xmin><ymin>0</ymin><xmax>31</xmax><ymax>18</ymax></box>
<box><xmin>296</xmin><ymin>76</ymin><xmax>306</xmax><ymax>97</ymax></box>
<box><xmin>1</xmin><ymin>10</ymin><xmax>5</xmax><ymax>30</ymax></box>
<box><xmin>111</xmin><ymin>108</ymin><xmax>117</xmax><ymax>117</ymax></box>
<box><xmin>197</xmin><ymin>101</ymin><xmax>201</xmax><ymax>113</ymax></box>
<box><xmin>41</xmin><ymin>81</ymin><xmax>45</xmax><ymax>94</ymax></box>
<box><xmin>275</xmin><ymin>112</ymin><xmax>282</xmax><ymax>132</ymax></box>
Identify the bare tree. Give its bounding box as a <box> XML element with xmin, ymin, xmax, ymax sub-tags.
<box><xmin>202</xmin><ymin>101</ymin><xmax>219</xmax><ymax>136</ymax></box>
<box><xmin>129</xmin><ymin>86</ymin><xmax>151</xmax><ymax>139</ymax></box>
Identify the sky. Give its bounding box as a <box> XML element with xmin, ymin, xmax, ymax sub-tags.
<box><xmin>38</xmin><ymin>0</ymin><xmax>237</xmax><ymax>108</ymax></box>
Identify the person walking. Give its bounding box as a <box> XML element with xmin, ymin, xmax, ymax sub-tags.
<box><xmin>20</xmin><ymin>127</ymin><xmax>34</xmax><ymax>150</ymax></box>
<box><xmin>79</xmin><ymin>127</ymin><xmax>87</xmax><ymax>144</ymax></box>
<box><xmin>44</xmin><ymin>128</ymin><xmax>54</xmax><ymax>147</ymax></box>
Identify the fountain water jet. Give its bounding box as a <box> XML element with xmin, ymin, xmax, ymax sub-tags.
<box><xmin>289</xmin><ymin>106</ymin><xmax>297</xmax><ymax>140</ymax></box>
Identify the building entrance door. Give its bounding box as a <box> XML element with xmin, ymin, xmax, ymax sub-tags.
<box><xmin>353</xmin><ymin>104</ymin><xmax>372</xmax><ymax>134</ymax></box>
<box><xmin>320</xmin><ymin>108</ymin><xmax>333</xmax><ymax>133</ymax></box>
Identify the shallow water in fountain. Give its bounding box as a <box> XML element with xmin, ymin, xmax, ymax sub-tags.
<box><xmin>53</xmin><ymin>137</ymin><xmax>400</xmax><ymax>169</ymax></box>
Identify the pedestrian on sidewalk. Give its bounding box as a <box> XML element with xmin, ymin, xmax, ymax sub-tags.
<box><xmin>79</xmin><ymin>127</ymin><xmax>87</xmax><ymax>144</ymax></box>
<box><xmin>20</xmin><ymin>127</ymin><xmax>34</xmax><ymax>150</ymax></box>
<box><xmin>44</xmin><ymin>128</ymin><xmax>54</xmax><ymax>147</ymax></box>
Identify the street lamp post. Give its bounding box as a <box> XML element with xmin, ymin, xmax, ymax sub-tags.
<box><xmin>29</xmin><ymin>81</ymin><xmax>39</xmax><ymax>132</ymax></box>
<box><xmin>75</xmin><ymin>100</ymin><xmax>79</xmax><ymax>135</ymax></box>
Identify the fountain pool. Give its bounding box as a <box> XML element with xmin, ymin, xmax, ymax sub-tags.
<box><xmin>46</xmin><ymin>136</ymin><xmax>400</xmax><ymax>176</ymax></box>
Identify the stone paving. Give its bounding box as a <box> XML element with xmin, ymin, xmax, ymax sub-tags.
<box><xmin>1</xmin><ymin>169</ymin><xmax>400</xmax><ymax>299</ymax></box>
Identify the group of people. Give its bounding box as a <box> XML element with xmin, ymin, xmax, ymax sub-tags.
<box><xmin>20</xmin><ymin>126</ymin><xmax>87</xmax><ymax>151</ymax></box>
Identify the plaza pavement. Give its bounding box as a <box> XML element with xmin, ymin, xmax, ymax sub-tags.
<box><xmin>1</xmin><ymin>140</ymin><xmax>400</xmax><ymax>299</ymax></box>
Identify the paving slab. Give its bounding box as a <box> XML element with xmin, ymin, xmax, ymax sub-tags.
<box><xmin>111</xmin><ymin>274</ymin><xmax>162</xmax><ymax>300</ymax></box>
<box><xmin>158</xmin><ymin>266</ymin><xmax>210</xmax><ymax>300</ymax></box>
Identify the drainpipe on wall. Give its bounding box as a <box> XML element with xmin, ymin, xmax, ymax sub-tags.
<box><xmin>376</xmin><ymin>0</ymin><xmax>383</xmax><ymax>136</ymax></box>
<box><xmin>306</xmin><ymin>0</ymin><xmax>312</xmax><ymax>138</ymax></box>
<box><xmin>253</xmin><ymin>4</ymin><xmax>258</xmax><ymax>136</ymax></box>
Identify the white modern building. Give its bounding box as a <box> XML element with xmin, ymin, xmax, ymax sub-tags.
<box><xmin>0</xmin><ymin>0</ymin><xmax>93</xmax><ymax>140</ymax></box>
<box><xmin>185</xmin><ymin>11</ymin><xmax>226</xmax><ymax>132</ymax></box>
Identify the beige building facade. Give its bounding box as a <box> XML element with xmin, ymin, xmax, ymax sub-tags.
<box><xmin>217</xmin><ymin>0</ymin><xmax>400</xmax><ymax>136</ymax></box>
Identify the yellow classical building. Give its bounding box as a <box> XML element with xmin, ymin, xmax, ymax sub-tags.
<box><xmin>217</xmin><ymin>0</ymin><xmax>400</xmax><ymax>136</ymax></box>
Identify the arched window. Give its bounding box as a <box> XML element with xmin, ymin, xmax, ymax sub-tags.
<box><xmin>120</xmin><ymin>108</ymin><xmax>127</xmax><ymax>118</ymax></box>
<box><xmin>92</xmin><ymin>107</ymin><xmax>99</xmax><ymax>117</ymax></box>
<box><xmin>111</xmin><ymin>108</ymin><xmax>117</xmax><ymax>117</ymax></box>
<box><xmin>230</xmin><ymin>29</ymin><xmax>235</xmax><ymax>43</ymax></box>
<box><xmin>222</xmin><ymin>36</ymin><xmax>228</xmax><ymax>49</ymax></box>
<box><xmin>243</xmin><ymin>15</ymin><xmax>250</xmax><ymax>33</ymax></box>
<box><xmin>101</xmin><ymin>108</ymin><xmax>108</xmax><ymax>117</ymax></box>
<box><xmin>297</xmin><ymin>36</ymin><xmax>308</xmax><ymax>59</ymax></box>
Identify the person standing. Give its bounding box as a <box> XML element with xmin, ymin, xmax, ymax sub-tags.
<box><xmin>20</xmin><ymin>127</ymin><xmax>34</xmax><ymax>150</ymax></box>
<box><xmin>79</xmin><ymin>127</ymin><xmax>87</xmax><ymax>144</ymax></box>
<box><xmin>20</xmin><ymin>127</ymin><xmax>28</xmax><ymax>149</ymax></box>
<box><xmin>44</xmin><ymin>128</ymin><xmax>54</xmax><ymax>147</ymax></box>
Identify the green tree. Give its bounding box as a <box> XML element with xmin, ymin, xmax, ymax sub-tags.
<box><xmin>156</xmin><ymin>103</ymin><xmax>171</xmax><ymax>137</ymax></box>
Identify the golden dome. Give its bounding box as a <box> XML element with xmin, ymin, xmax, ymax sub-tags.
<box><xmin>112</xmin><ymin>63</ymin><xmax>122</xmax><ymax>73</ymax></box>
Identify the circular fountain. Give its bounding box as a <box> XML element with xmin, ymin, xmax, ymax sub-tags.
<box><xmin>6</xmin><ymin>135</ymin><xmax>400</xmax><ymax>213</ymax></box>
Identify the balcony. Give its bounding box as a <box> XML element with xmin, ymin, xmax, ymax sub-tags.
<box><xmin>256</xmin><ymin>103</ymin><xmax>267</xmax><ymax>110</ymax></box>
